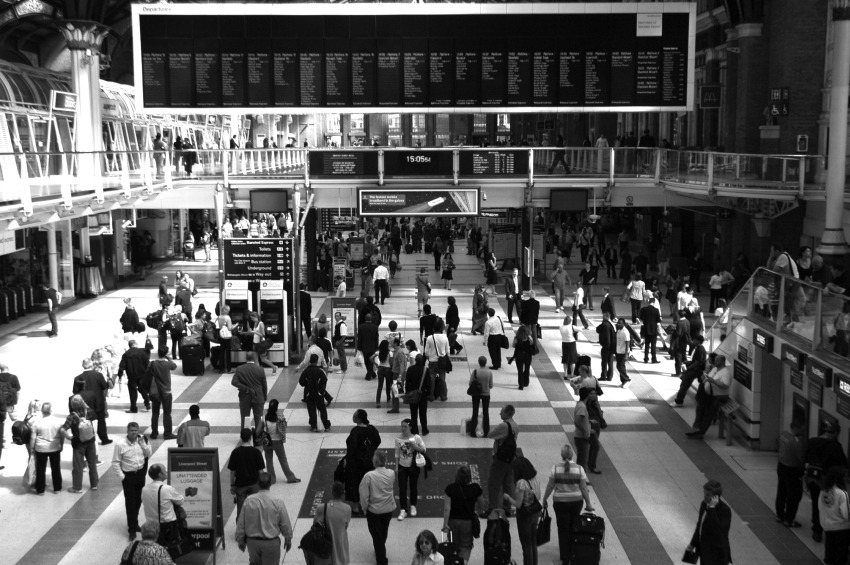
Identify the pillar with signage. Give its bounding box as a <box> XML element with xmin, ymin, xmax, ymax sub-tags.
<box><xmin>258</xmin><ymin>281</ymin><xmax>289</xmax><ymax>365</ymax></box>
<box><xmin>331</xmin><ymin>297</ymin><xmax>357</xmax><ymax>348</ymax></box>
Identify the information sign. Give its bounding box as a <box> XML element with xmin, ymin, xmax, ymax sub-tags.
<box><xmin>383</xmin><ymin>150</ymin><xmax>454</xmax><ymax>178</ymax></box>
<box><xmin>309</xmin><ymin>151</ymin><xmax>379</xmax><ymax>178</ymax></box>
<box><xmin>358</xmin><ymin>188</ymin><xmax>479</xmax><ymax>217</ymax></box>
<box><xmin>733</xmin><ymin>360</ymin><xmax>752</xmax><ymax>390</ymax></box>
<box><xmin>458</xmin><ymin>150</ymin><xmax>529</xmax><ymax>177</ymax></box>
<box><xmin>806</xmin><ymin>358</ymin><xmax>833</xmax><ymax>389</ymax></box>
<box><xmin>331</xmin><ymin>297</ymin><xmax>357</xmax><ymax>348</ymax></box>
<box><xmin>132</xmin><ymin>3</ymin><xmax>695</xmax><ymax>112</ymax></box>
<box><xmin>167</xmin><ymin>448</ymin><xmax>224</xmax><ymax>553</ymax></box>
<box><xmin>790</xmin><ymin>369</ymin><xmax>803</xmax><ymax>390</ymax></box>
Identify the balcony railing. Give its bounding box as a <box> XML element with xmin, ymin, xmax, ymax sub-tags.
<box><xmin>0</xmin><ymin>146</ymin><xmax>822</xmax><ymax>211</ymax></box>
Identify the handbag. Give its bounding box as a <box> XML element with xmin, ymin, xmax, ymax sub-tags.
<box><xmin>497</xmin><ymin>317</ymin><xmax>510</xmax><ymax>349</ymax></box>
<box><xmin>299</xmin><ymin>503</ymin><xmax>333</xmax><ymax>559</ymax></box>
<box><xmin>158</xmin><ymin>486</ymin><xmax>194</xmax><ymax>559</ymax></box>
<box><xmin>536</xmin><ymin>507</ymin><xmax>552</xmax><ymax>546</ymax></box>
<box><xmin>403</xmin><ymin>371</ymin><xmax>426</xmax><ymax>404</ymax></box>
<box><xmin>682</xmin><ymin>548</ymin><xmax>699</xmax><ymax>564</ymax></box>
<box><xmin>354</xmin><ymin>350</ymin><xmax>364</xmax><ymax>367</ymax></box>
<box><xmin>120</xmin><ymin>541</ymin><xmax>140</xmax><ymax>565</ymax></box>
<box><xmin>467</xmin><ymin>369</ymin><xmax>483</xmax><ymax>396</ymax></box>
<box><xmin>433</xmin><ymin>336</ymin><xmax>452</xmax><ymax>373</ymax></box>
<box><xmin>230</xmin><ymin>335</ymin><xmax>243</xmax><ymax>351</ymax></box>
<box><xmin>218</xmin><ymin>323</ymin><xmax>232</xmax><ymax>340</ymax></box>
<box><xmin>415</xmin><ymin>450</ymin><xmax>426</xmax><ymax>467</ymax></box>
<box><xmin>517</xmin><ymin>486</ymin><xmax>543</xmax><ymax>518</ymax></box>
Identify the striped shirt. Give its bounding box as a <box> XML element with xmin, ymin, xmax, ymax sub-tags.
<box><xmin>547</xmin><ymin>462</ymin><xmax>587</xmax><ymax>503</ymax></box>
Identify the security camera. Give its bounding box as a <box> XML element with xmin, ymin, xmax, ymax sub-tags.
<box><xmin>482</xmin><ymin>191</ymin><xmax>488</xmax><ymax>201</ymax></box>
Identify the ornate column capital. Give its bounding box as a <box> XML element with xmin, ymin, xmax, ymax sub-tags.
<box><xmin>834</xmin><ymin>0</ymin><xmax>850</xmax><ymax>21</ymax></box>
<box><xmin>56</xmin><ymin>20</ymin><xmax>110</xmax><ymax>52</ymax></box>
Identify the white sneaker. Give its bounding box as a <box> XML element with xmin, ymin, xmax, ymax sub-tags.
<box><xmin>398</xmin><ymin>509</ymin><xmax>407</xmax><ymax>521</ymax></box>
<box><xmin>410</xmin><ymin>506</ymin><xmax>417</xmax><ymax>517</ymax></box>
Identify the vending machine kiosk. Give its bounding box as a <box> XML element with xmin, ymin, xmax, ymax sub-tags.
<box><xmin>258</xmin><ymin>281</ymin><xmax>289</xmax><ymax>366</ymax></box>
<box><xmin>225</xmin><ymin>280</ymin><xmax>253</xmax><ymax>365</ymax></box>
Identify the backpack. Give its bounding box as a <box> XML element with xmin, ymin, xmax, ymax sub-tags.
<box><xmin>0</xmin><ymin>377</ymin><xmax>16</xmax><ymax>406</ymax></box>
<box><xmin>494</xmin><ymin>422</ymin><xmax>517</xmax><ymax>462</ymax></box>
<box><xmin>169</xmin><ymin>314</ymin><xmax>185</xmax><ymax>336</ymax></box>
<box><xmin>77</xmin><ymin>416</ymin><xmax>95</xmax><ymax>442</ymax></box>
<box><xmin>368</xmin><ymin>305</ymin><xmax>382</xmax><ymax>327</ymax></box>
<box><xmin>146</xmin><ymin>311</ymin><xmax>163</xmax><ymax>330</ymax></box>
<box><xmin>12</xmin><ymin>415</ymin><xmax>33</xmax><ymax>446</ymax></box>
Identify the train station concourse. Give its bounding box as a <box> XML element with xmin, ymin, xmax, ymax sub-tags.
<box><xmin>0</xmin><ymin>1</ymin><xmax>849</xmax><ymax>565</ymax></box>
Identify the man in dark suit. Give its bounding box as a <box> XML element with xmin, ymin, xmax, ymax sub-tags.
<box><xmin>600</xmin><ymin>287</ymin><xmax>617</xmax><ymax>320</ymax></box>
<box><xmin>299</xmin><ymin>283</ymin><xmax>312</xmax><ymax>339</ymax></box>
<box><xmin>504</xmin><ymin>268</ymin><xmax>521</xmax><ymax>323</ymax></box>
<box><xmin>174</xmin><ymin>284</ymin><xmax>192</xmax><ymax>319</ymax></box>
<box><xmin>72</xmin><ymin>359</ymin><xmax>112</xmax><ymax>444</ymax></box>
<box><xmin>639</xmin><ymin>300</ymin><xmax>662</xmax><ymax>363</ymax></box>
<box><xmin>518</xmin><ymin>290</ymin><xmax>541</xmax><ymax>351</ymax></box>
<box><xmin>687</xmin><ymin>480</ymin><xmax>732</xmax><ymax>565</ymax></box>
<box><xmin>596</xmin><ymin>313</ymin><xmax>617</xmax><ymax>381</ymax></box>
<box><xmin>118</xmin><ymin>338</ymin><xmax>154</xmax><ymax>413</ymax></box>
<box><xmin>675</xmin><ymin>335</ymin><xmax>707</xmax><ymax>406</ymax></box>
<box><xmin>357</xmin><ymin>314</ymin><xmax>380</xmax><ymax>381</ymax></box>
<box><xmin>672</xmin><ymin>310</ymin><xmax>692</xmax><ymax>376</ymax></box>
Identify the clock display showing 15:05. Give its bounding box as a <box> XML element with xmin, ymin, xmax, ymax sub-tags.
<box><xmin>383</xmin><ymin>150</ymin><xmax>453</xmax><ymax>177</ymax></box>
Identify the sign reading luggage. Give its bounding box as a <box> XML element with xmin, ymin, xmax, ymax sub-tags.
<box><xmin>458</xmin><ymin>149</ymin><xmax>529</xmax><ymax>177</ymax></box>
<box><xmin>223</xmin><ymin>238</ymin><xmax>293</xmax><ymax>282</ymax></box>
<box><xmin>358</xmin><ymin>188</ymin><xmax>479</xmax><ymax>217</ymax></box>
<box><xmin>132</xmin><ymin>3</ymin><xmax>695</xmax><ymax>112</ymax></box>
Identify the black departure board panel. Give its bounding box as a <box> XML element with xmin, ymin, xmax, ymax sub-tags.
<box><xmin>133</xmin><ymin>4</ymin><xmax>694</xmax><ymax>111</ymax></box>
<box><xmin>458</xmin><ymin>150</ymin><xmax>529</xmax><ymax>177</ymax></box>
<box><xmin>308</xmin><ymin>151</ymin><xmax>379</xmax><ymax>178</ymax></box>
<box><xmin>383</xmin><ymin>151</ymin><xmax>454</xmax><ymax>178</ymax></box>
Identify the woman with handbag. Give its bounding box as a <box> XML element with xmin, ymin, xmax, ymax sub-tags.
<box><xmin>503</xmin><ymin>456</ymin><xmax>543</xmax><ymax>565</ymax></box>
<box><xmin>344</xmin><ymin>409</ymin><xmax>382</xmax><ymax>515</ymax></box>
<box><xmin>511</xmin><ymin>325</ymin><xmax>534</xmax><ymax>390</ymax></box>
<box><xmin>395</xmin><ymin>418</ymin><xmax>426</xmax><ymax>521</ymax></box>
<box><xmin>262</xmin><ymin>399</ymin><xmax>300</xmax><ymax>485</ymax></box>
<box><xmin>471</xmin><ymin>285</ymin><xmax>489</xmax><ymax>335</ymax></box>
<box><xmin>559</xmin><ymin>315</ymin><xmax>580</xmax><ymax>378</ymax></box>
<box><xmin>442</xmin><ymin>465</ymin><xmax>484</xmax><ymax>564</ymax></box>
<box><xmin>248</xmin><ymin>312</ymin><xmax>276</xmax><ymax>373</ymax></box>
<box><xmin>541</xmin><ymin>444</ymin><xmax>594</xmax><ymax>564</ymax></box>
<box><xmin>215</xmin><ymin>306</ymin><xmax>233</xmax><ymax>373</ymax></box>
<box><xmin>405</xmin><ymin>354</ymin><xmax>431</xmax><ymax>436</ymax></box>
<box><xmin>467</xmin><ymin>356</ymin><xmax>493</xmax><ymax>438</ymax></box>
<box><xmin>307</xmin><ymin>481</ymin><xmax>352</xmax><ymax>565</ymax></box>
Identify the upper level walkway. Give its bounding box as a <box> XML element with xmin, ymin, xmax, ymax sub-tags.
<box><xmin>0</xmin><ymin>145</ymin><xmax>832</xmax><ymax>220</ymax></box>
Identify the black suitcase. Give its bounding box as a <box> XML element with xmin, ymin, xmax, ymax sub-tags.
<box><xmin>570</xmin><ymin>512</ymin><xmax>605</xmax><ymax>564</ymax></box>
<box><xmin>483</xmin><ymin>515</ymin><xmax>512</xmax><ymax>565</ymax></box>
<box><xmin>439</xmin><ymin>532</ymin><xmax>464</xmax><ymax>565</ymax></box>
<box><xmin>405</xmin><ymin>243</ymin><xmax>413</xmax><ymax>254</ymax></box>
<box><xmin>180</xmin><ymin>342</ymin><xmax>205</xmax><ymax>376</ymax></box>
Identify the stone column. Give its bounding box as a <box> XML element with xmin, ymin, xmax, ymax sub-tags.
<box><xmin>56</xmin><ymin>21</ymin><xmax>110</xmax><ymax>181</ymax></box>
<box><xmin>46</xmin><ymin>224</ymin><xmax>59</xmax><ymax>292</ymax></box>
<box><xmin>59</xmin><ymin>219</ymin><xmax>74</xmax><ymax>299</ymax></box>
<box><xmin>733</xmin><ymin>23</ymin><xmax>769</xmax><ymax>153</ymax></box>
<box><xmin>818</xmin><ymin>1</ymin><xmax>850</xmax><ymax>258</ymax></box>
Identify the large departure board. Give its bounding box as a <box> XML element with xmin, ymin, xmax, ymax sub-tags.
<box><xmin>133</xmin><ymin>3</ymin><xmax>694</xmax><ymax>112</ymax></box>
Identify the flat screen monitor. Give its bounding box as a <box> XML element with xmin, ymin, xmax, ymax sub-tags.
<box><xmin>550</xmin><ymin>189</ymin><xmax>588</xmax><ymax>212</ymax></box>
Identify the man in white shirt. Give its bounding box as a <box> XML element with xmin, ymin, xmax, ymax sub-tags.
<box><xmin>615</xmin><ymin>318</ymin><xmax>631</xmax><ymax>388</ymax></box>
<box><xmin>142</xmin><ymin>463</ymin><xmax>185</xmax><ymax>546</ymax></box>
<box><xmin>482</xmin><ymin>308</ymin><xmax>506</xmax><ymax>370</ymax></box>
<box><xmin>113</xmin><ymin>422</ymin><xmax>153</xmax><ymax>539</ymax></box>
<box><xmin>423</xmin><ymin>319</ymin><xmax>450</xmax><ymax>401</ymax></box>
<box><xmin>373</xmin><ymin>260</ymin><xmax>390</xmax><ymax>305</ymax></box>
<box><xmin>221</xmin><ymin>219</ymin><xmax>234</xmax><ymax>239</ymax></box>
<box><xmin>687</xmin><ymin>355</ymin><xmax>732</xmax><ymax>439</ymax></box>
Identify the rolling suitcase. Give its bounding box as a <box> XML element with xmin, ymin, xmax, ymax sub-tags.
<box><xmin>439</xmin><ymin>532</ymin><xmax>464</xmax><ymax>565</ymax></box>
<box><xmin>570</xmin><ymin>512</ymin><xmax>605</xmax><ymax>565</ymax></box>
<box><xmin>180</xmin><ymin>342</ymin><xmax>205</xmax><ymax>376</ymax></box>
<box><xmin>483</xmin><ymin>514</ymin><xmax>512</xmax><ymax>565</ymax></box>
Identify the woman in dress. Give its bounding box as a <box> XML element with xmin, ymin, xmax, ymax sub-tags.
<box><xmin>395</xmin><ymin>419</ymin><xmax>426</xmax><ymax>521</ymax></box>
<box><xmin>503</xmin><ymin>456</ymin><xmax>543</xmax><ymax>565</ymax></box>
<box><xmin>560</xmin><ymin>315</ymin><xmax>580</xmax><ymax>378</ymax></box>
<box><xmin>512</xmin><ymin>325</ymin><xmax>535</xmax><ymax>390</ymax></box>
<box><xmin>262</xmin><ymin>399</ymin><xmax>300</xmax><ymax>484</ymax></box>
<box><xmin>344</xmin><ymin>409</ymin><xmax>381</xmax><ymax>515</ymax></box>
<box><xmin>310</xmin><ymin>481</ymin><xmax>351</xmax><ymax>565</ymax></box>
<box><xmin>485</xmin><ymin>253</ymin><xmax>499</xmax><ymax>296</ymax></box>
<box><xmin>442</xmin><ymin>465</ymin><xmax>484</xmax><ymax>564</ymax></box>
<box><xmin>411</xmin><ymin>530</ymin><xmax>444</xmax><ymax>565</ymax></box>
<box><xmin>470</xmin><ymin>285</ymin><xmax>489</xmax><ymax>335</ymax></box>
<box><xmin>441</xmin><ymin>252</ymin><xmax>455</xmax><ymax>291</ymax></box>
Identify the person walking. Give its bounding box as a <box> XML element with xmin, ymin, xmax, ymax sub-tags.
<box><xmin>603</xmin><ymin>243</ymin><xmax>618</xmax><ymax>279</ymax></box>
<box><xmin>775</xmin><ymin>420</ymin><xmax>805</xmax><ymax>529</ymax></box>
<box><xmin>119</xmin><ymin>339</ymin><xmax>153</xmax><ymax>413</ymax></box>
<box><xmin>596</xmin><ymin>312</ymin><xmax>617</xmax><ymax>382</ymax></box>
<box><xmin>119</xmin><ymin>521</ymin><xmax>175</xmax><ymax>564</ymax></box>
<box><xmin>41</xmin><ymin>283</ymin><xmax>61</xmax><ymax>337</ymax></box>
<box><xmin>503</xmin><ymin>456</ymin><xmax>543</xmax><ymax>565</ymax></box>
<box><xmin>571</xmin><ymin>282</ymin><xmax>590</xmax><ymax>330</ymax></box>
<box><xmin>395</xmin><ymin>418</ymin><xmax>426</xmax><ymax>521</ymax></box>
<box><xmin>332</xmin><ymin>311</ymin><xmax>349</xmax><ymax>374</ymax></box>
<box><xmin>548</xmin><ymin>135</ymin><xmax>569</xmax><ymax>174</ymax></box>
<box><xmin>445</xmin><ymin>297</ymin><xmax>462</xmax><ymax>355</ymax></box>
<box><xmin>442</xmin><ymin>465</ymin><xmax>484</xmax><ymax>563</ymax></box>
<box><xmin>626</xmin><ymin>273</ymin><xmax>645</xmax><ymax>324</ymax></box>
<box><xmin>488</xmin><ymin>405</ymin><xmax>518</xmax><ymax>513</ymax></box>
<box><xmin>411</xmin><ymin>530</ymin><xmax>444</xmax><ymax>565</ymax></box>
<box><xmin>144</xmin><ymin>346</ymin><xmax>177</xmax><ymax>440</ymax></box>
<box><xmin>483</xmin><ymin>309</ymin><xmax>506</xmax><ymax>370</ymax></box>
<box><xmin>373</xmin><ymin>259</ymin><xmax>390</xmax><ymax>305</ymax></box>
<box><xmin>371</xmin><ymin>341</ymin><xmax>394</xmax><ymax>409</ymax></box>
<box><xmin>345</xmin><ymin>409</ymin><xmax>382</xmax><ymax>515</ymax></box>
<box><xmin>805</xmin><ymin>421</ymin><xmax>848</xmax><ymax>542</ymax></box>
<box><xmin>578</xmin><ymin>262</ymin><xmax>597</xmax><ymax>310</ymax></box>
<box><xmin>30</xmin><ymin>402</ymin><xmax>63</xmax><ymax>494</ymax></box>
<box><xmin>228</xmin><ymin>428</ymin><xmax>266</xmax><ymax>519</ymax></box>
<box><xmin>359</xmin><ymin>451</ymin><xmax>396</xmax><ymax>565</ymax></box>
<box><xmin>433</xmin><ymin>237</ymin><xmax>444</xmax><ymax>272</ymax></box>
<box><xmin>299</xmin><ymin>354</ymin><xmax>332</xmax><ymax>433</ymax></box>
<box><xmin>235</xmin><ymin>471</ymin><xmax>293</xmax><ymax>564</ymax></box>
<box><xmin>141</xmin><ymin>463</ymin><xmax>185</xmax><ymax>551</ymax></box>
<box><xmin>615</xmin><ymin>318</ymin><xmax>631</xmax><ymax>388</ymax></box>
<box><xmin>113</xmin><ymin>422</ymin><xmax>152</xmax><ymax>539</ymax></box>
<box><xmin>675</xmin><ymin>335</ymin><xmax>707</xmax><ymax>406</ymax></box>
<box><xmin>175</xmin><ymin>404</ymin><xmax>210</xmax><ymax>448</ymax></box>
<box><xmin>505</xmin><ymin>268</ymin><xmax>523</xmax><ymax>322</ymax></box>
<box><xmin>231</xmin><ymin>351</ymin><xmax>268</xmax><ymax>430</ymax></box>
<box><xmin>574</xmin><ymin>388</ymin><xmax>601</xmax><ymax>476</ymax></box>
<box><xmin>442</xmin><ymin>252</ymin><xmax>455</xmax><ymax>291</ymax></box>
<box><xmin>471</xmin><ymin>285</ymin><xmax>489</xmax><ymax>335</ymax></box>
<box><xmin>357</xmin><ymin>314</ymin><xmax>380</xmax><ymax>382</ymax></box>
<box><xmin>686</xmin><ymin>355</ymin><xmax>733</xmax><ymax>440</ymax></box>
<box><xmin>541</xmin><ymin>444</ymin><xmax>594</xmax><ymax>564</ymax></box>
<box><xmin>406</xmin><ymin>355</ymin><xmax>431</xmax><ymax>437</ymax></box>
<box><xmin>416</xmin><ymin>268</ymin><xmax>431</xmax><ymax>317</ymax></box>
<box><xmin>686</xmin><ymin>480</ymin><xmax>732</xmax><ymax>565</ymax></box>
<box><xmin>311</xmin><ymin>482</ymin><xmax>351</xmax><ymax>565</ymax></box>
<box><xmin>424</xmin><ymin>319</ymin><xmax>450</xmax><ymax>402</ymax></box>
<box><xmin>511</xmin><ymin>325</ymin><xmax>534</xmax><ymax>390</ymax></box>
<box><xmin>248</xmin><ymin>312</ymin><xmax>276</xmax><ymax>373</ymax></box>
<box><xmin>300</xmin><ymin>283</ymin><xmax>313</xmax><ymax>339</ymax></box>
<box><xmin>262</xmin><ymin>399</ymin><xmax>300</xmax><ymax>485</ymax></box>
<box><xmin>671</xmin><ymin>310</ymin><xmax>692</xmax><ymax>376</ymax></box>
<box><xmin>468</xmin><ymin>357</ymin><xmax>493</xmax><ymax>438</ymax></box>
<box><xmin>819</xmin><ymin>466</ymin><xmax>850</xmax><ymax>565</ymax></box>
<box><xmin>519</xmin><ymin>290</ymin><xmax>541</xmax><ymax>352</ymax></box>
<box><xmin>639</xmin><ymin>297</ymin><xmax>662</xmax><ymax>363</ymax></box>
<box><xmin>550</xmin><ymin>265</ymin><xmax>571</xmax><ymax>313</ymax></box>
<box><xmin>62</xmin><ymin>395</ymin><xmax>99</xmax><ymax>493</ymax></box>
<box><xmin>215</xmin><ymin>305</ymin><xmax>233</xmax><ymax>373</ymax></box>
<box><xmin>72</xmin><ymin>358</ymin><xmax>112</xmax><ymax>445</ymax></box>
<box><xmin>560</xmin><ymin>315</ymin><xmax>580</xmax><ymax>378</ymax></box>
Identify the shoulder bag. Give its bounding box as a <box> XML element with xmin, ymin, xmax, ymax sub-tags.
<box><xmin>119</xmin><ymin>541</ymin><xmax>139</xmax><ymax>565</ymax></box>
<box><xmin>497</xmin><ymin>317</ymin><xmax>510</xmax><ymax>349</ymax></box>
<box><xmin>299</xmin><ymin>502</ymin><xmax>333</xmax><ymax>559</ymax></box>
<box><xmin>460</xmin><ymin>484</ymin><xmax>482</xmax><ymax>539</ymax></box>
<box><xmin>434</xmin><ymin>335</ymin><xmax>453</xmax><ymax>373</ymax></box>
<box><xmin>158</xmin><ymin>486</ymin><xmax>194</xmax><ymax>559</ymax></box>
<box><xmin>403</xmin><ymin>370</ymin><xmax>426</xmax><ymax>404</ymax></box>
<box><xmin>467</xmin><ymin>369</ymin><xmax>483</xmax><ymax>397</ymax></box>
<box><xmin>516</xmin><ymin>480</ymin><xmax>543</xmax><ymax>518</ymax></box>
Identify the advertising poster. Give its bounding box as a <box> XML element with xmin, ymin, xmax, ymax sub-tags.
<box><xmin>331</xmin><ymin>297</ymin><xmax>357</xmax><ymax>348</ymax></box>
<box><xmin>358</xmin><ymin>188</ymin><xmax>479</xmax><ymax>217</ymax></box>
<box><xmin>333</xmin><ymin>257</ymin><xmax>348</xmax><ymax>291</ymax></box>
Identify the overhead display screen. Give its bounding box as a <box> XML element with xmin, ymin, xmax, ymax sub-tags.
<box><xmin>458</xmin><ymin>149</ymin><xmax>529</xmax><ymax>177</ymax></box>
<box><xmin>383</xmin><ymin>150</ymin><xmax>454</xmax><ymax>178</ymax></box>
<box><xmin>308</xmin><ymin>151</ymin><xmax>379</xmax><ymax>178</ymax></box>
<box><xmin>132</xmin><ymin>3</ymin><xmax>695</xmax><ymax>112</ymax></box>
<box><xmin>358</xmin><ymin>188</ymin><xmax>480</xmax><ymax>217</ymax></box>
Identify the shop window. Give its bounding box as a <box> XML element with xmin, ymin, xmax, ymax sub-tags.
<box><xmin>351</xmin><ymin>113</ymin><xmax>365</xmax><ymax>131</ymax></box>
<box><xmin>473</xmin><ymin>114</ymin><xmax>487</xmax><ymax>134</ymax></box>
<box><xmin>326</xmin><ymin>114</ymin><xmax>341</xmax><ymax>134</ymax></box>
<box><xmin>497</xmin><ymin>113</ymin><xmax>510</xmax><ymax>132</ymax></box>
<box><xmin>388</xmin><ymin>114</ymin><xmax>402</xmax><ymax>132</ymax></box>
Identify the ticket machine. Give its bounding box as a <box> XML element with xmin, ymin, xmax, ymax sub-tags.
<box><xmin>258</xmin><ymin>281</ymin><xmax>289</xmax><ymax>366</ymax></box>
<box><xmin>224</xmin><ymin>280</ymin><xmax>253</xmax><ymax>364</ymax></box>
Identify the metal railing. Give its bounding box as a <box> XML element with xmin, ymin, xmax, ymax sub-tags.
<box><xmin>0</xmin><ymin>146</ymin><xmax>821</xmax><ymax>210</ymax></box>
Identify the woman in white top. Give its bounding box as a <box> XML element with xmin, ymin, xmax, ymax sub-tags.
<box><xmin>708</xmin><ymin>270</ymin><xmax>724</xmax><ymax>312</ymax></box>
<box><xmin>560</xmin><ymin>315</ymin><xmax>580</xmax><ymax>378</ymax></box>
<box><xmin>248</xmin><ymin>312</ymin><xmax>276</xmax><ymax>372</ymax></box>
<box><xmin>411</xmin><ymin>530</ymin><xmax>444</xmax><ymax>565</ymax></box>
<box><xmin>626</xmin><ymin>273</ymin><xmax>646</xmax><ymax>324</ymax></box>
<box><xmin>395</xmin><ymin>419</ymin><xmax>427</xmax><ymax>521</ymax></box>
<box><xmin>216</xmin><ymin>305</ymin><xmax>233</xmax><ymax>373</ymax></box>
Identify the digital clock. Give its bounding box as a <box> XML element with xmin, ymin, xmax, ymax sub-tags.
<box><xmin>383</xmin><ymin>150</ymin><xmax>454</xmax><ymax>177</ymax></box>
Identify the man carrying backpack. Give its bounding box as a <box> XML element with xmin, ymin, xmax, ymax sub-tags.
<box><xmin>488</xmin><ymin>405</ymin><xmax>519</xmax><ymax>514</ymax></box>
<box><xmin>0</xmin><ymin>363</ymin><xmax>21</xmax><ymax>422</ymax></box>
